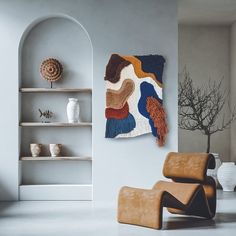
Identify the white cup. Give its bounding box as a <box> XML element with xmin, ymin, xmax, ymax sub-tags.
<box><xmin>30</xmin><ymin>143</ymin><xmax>42</xmax><ymax>157</ymax></box>
<box><xmin>49</xmin><ymin>144</ymin><xmax>62</xmax><ymax>157</ymax></box>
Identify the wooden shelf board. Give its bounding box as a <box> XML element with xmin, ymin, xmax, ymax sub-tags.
<box><xmin>20</xmin><ymin>156</ymin><xmax>92</xmax><ymax>161</ymax></box>
<box><xmin>20</xmin><ymin>88</ymin><xmax>92</xmax><ymax>93</ymax></box>
<box><xmin>20</xmin><ymin>122</ymin><xmax>92</xmax><ymax>127</ymax></box>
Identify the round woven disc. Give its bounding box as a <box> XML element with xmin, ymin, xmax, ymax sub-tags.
<box><xmin>40</xmin><ymin>58</ymin><xmax>63</xmax><ymax>82</ymax></box>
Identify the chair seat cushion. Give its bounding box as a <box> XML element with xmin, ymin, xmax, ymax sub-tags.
<box><xmin>153</xmin><ymin>180</ymin><xmax>200</xmax><ymax>205</ymax></box>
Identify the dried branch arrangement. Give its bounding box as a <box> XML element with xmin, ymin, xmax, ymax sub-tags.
<box><xmin>178</xmin><ymin>68</ymin><xmax>236</xmax><ymax>153</ymax></box>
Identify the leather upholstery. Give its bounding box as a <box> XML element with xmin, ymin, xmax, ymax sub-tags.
<box><xmin>118</xmin><ymin>187</ymin><xmax>165</xmax><ymax>229</ymax></box>
<box><xmin>117</xmin><ymin>152</ymin><xmax>216</xmax><ymax>229</ymax></box>
<box><xmin>163</xmin><ymin>152</ymin><xmax>215</xmax><ymax>182</ymax></box>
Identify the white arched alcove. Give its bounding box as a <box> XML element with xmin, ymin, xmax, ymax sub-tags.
<box><xmin>19</xmin><ymin>15</ymin><xmax>93</xmax><ymax>88</ymax></box>
<box><xmin>18</xmin><ymin>15</ymin><xmax>93</xmax><ymax>200</ymax></box>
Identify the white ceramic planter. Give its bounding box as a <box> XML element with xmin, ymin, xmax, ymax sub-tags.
<box><xmin>49</xmin><ymin>144</ymin><xmax>62</xmax><ymax>157</ymax></box>
<box><xmin>217</xmin><ymin>162</ymin><xmax>236</xmax><ymax>191</ymax></box>
<box><xmin>67</xmin><ymin>98</ymin><xmax>80</xmax><ymax>123</ymax></box>
<box><xmin>207</xmin><ymin>153</ymin><xmax>222</xmax><ymax>185</ymax></box>
<box><xmin>30</xmin><ymin>143</ymin><xmax>42</xmax><ymax>157</ymax></box>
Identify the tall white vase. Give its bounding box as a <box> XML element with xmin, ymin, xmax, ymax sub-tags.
<box><xmin>67</xmin><ymin>98</ymin><xmax>80</xmax><ymax>123</ymax></box>
<box><xmin>217</xmin><ymin>162</ymin><xmax>236</xmax><ymax>191</ymax></box>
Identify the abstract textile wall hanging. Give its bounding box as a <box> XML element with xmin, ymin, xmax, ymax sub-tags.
<box><xmin>104</xmin><ymin>54</ymin><xmax>168</xmax><ymax>146</ymax></box>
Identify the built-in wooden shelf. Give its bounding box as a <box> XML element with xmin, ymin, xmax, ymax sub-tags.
<box><xmin>20</xmin><ymin>156</ymin><xmax>92</xmax><ymax>161</ymax></box>
<box><xmin>20</xmin><ymin>122</ymin><xmax>92</xmax><ymax>127</ymax></box>
<box><xmin>20</xmin><ymin>88</ymin><xmax>92</xmax><ymax>93</ymax></box>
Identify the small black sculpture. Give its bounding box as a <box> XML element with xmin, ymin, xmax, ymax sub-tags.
<box><xmin>38</xmin><ymin>109</ymin><xmax>53</xmax><ymax>122</ymax></box>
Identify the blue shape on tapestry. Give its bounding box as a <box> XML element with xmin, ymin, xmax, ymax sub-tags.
<box><xmin>105</xmin><ymin>113</ymin><xmax>136</xmax><ymax>138</ymax></box>
<box><xmin>138</xmin><ymin>81</ymin><xmax>162</xmax><ymax>137</ymax></box>
<box><xmin>135</xmin><ymin>55</ymin><xmax>165</xmax><ymax>84</ymax></box>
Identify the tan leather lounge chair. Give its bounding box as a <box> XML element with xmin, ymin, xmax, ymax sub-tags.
<box><xmin>117</xmin><ymin>152</ymin><xmax>216</xmax><ymax>229</ymax></box>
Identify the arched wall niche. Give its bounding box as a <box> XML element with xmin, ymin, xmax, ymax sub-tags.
<box><xmin>19</xmin><ymin>14</ymin><xmax>93</xmax><ymax>88</ymax></box>
<box><xmin>18</xmin><ymin>15</ymin><xmax>93</xmax><ymax>198</ymax></box>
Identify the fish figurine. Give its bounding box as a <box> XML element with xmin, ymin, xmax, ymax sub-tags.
<box><xmin>38</xmin><ymin>109</ymin><xmax>53</xmax><ymax>119</ymax></box>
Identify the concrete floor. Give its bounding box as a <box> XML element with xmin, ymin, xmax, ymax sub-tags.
<box><xmin>0</xmin><ymin>191</ymin><xmax>235</xmax><ymax>236</ymax></box>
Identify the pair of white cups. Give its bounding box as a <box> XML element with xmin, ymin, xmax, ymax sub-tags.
<box><xmin>30</xmin><ymin>143</ymin><xmax>62</xmax><ymax>157</ymax></box>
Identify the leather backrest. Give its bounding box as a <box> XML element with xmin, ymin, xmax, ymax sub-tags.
<box><xmin>163</xmin><ymin>152</ymin><xmax>215</xmax><ymax>182</ymax></box>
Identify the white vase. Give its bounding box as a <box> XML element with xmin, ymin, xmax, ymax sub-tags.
<box><xmin>207</xmin><ymin>153</ymin><xmax>222</xmax><ymax>186</ymax></box>
<box><xmin>67</xmin><ymin>98</ymin><xmax>80</xmax><ymax>123</ymax></box>
<box><xmin>217</xmin><ymin>162</ymin><xmax>236</xmax><ymax>191</ymax></box>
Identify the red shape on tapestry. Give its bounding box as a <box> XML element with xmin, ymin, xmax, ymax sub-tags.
<box><xmin>105</xmin><ymin>102</ymin><xmax>129</xmax><ymax>119</ymax></box>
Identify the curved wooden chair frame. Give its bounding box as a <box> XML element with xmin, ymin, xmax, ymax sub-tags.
<box><xmin>117</xmin><ymin>152</ymin><xmax>216</xmax><ymax>229</ymax></box>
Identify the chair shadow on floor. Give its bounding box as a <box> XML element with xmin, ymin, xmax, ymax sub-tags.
<box><xmin>164</xmin><ymin>212</ymin><xmax>236</xmax><ymax>230</ymax></box>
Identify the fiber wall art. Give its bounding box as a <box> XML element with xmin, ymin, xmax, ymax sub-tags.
<box><xmin>104</xmin><ymin>54</ymin><xmax>168</xmax><ymax>146</ymax></box>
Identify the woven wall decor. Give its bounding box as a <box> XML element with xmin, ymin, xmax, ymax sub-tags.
<box><xmin>104</xmin><ymin>54</ymin><xmax>168</xmax><ymax>146</ymax></box>
<box><xmin>40</xmin><ymin>58</ymin><xmax>63</xmax><ymax>82</ymax></box>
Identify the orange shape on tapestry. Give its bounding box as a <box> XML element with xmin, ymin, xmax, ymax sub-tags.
<box><xmin>146</xmin><ymin>96</ymin><xmax>168</xmax><ymax>146</ymax></box>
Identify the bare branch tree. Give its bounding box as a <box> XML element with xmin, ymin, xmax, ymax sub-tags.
<box><xmin>178</xmin><ymin>68</ymin><xmax>236</xmax><ymax>153</ymax></box>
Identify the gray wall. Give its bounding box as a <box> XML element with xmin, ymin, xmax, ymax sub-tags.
<box><xmin>0</xmin><ymin>0</ymin><xmax>178</xmax><ymax>201</ymax></box>
<box><xmin>178</xmin><ymin>25</ymin><xmax>230</xmax><ymax>160</ymax></box>
<box><xmin>230</xmin><ymin>22</ymin><xmax>236</xmax><ymax>162</ymax></box>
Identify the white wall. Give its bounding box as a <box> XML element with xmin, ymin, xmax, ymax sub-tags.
<box><xmin>178</xmin><ymin>25</ymin><xmax>230</xmax><ymax>160</ymax></box>
<box><xmin>0</xmin><ymin>0</ymin><xmax>178</xmax><ymax>201</ymax></box>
